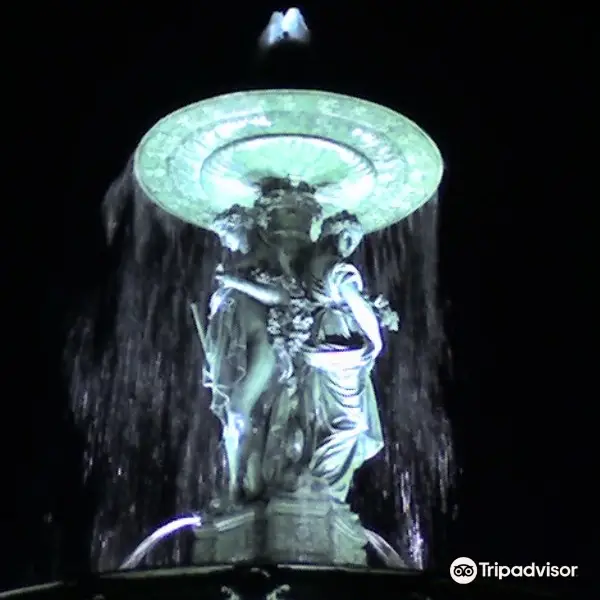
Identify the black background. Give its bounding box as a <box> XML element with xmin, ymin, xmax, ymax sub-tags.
<box><xmin>2</xmin><ymin>1</ymin><xmax>591</xmax><ymax>591</ymax></box>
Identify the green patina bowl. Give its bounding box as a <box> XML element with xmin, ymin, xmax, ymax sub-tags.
<box><xmin>134</xmin><ymin>89</ymin><xmax>443</xmax><ymax>236</ymax></box>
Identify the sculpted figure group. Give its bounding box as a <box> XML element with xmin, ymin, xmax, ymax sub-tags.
<box><xmin>194</xmin><ymin>179</ymin><xmax>399</xmax><ymax>511</ymax></box>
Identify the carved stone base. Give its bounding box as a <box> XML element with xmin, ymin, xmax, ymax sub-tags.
<box><xmin>193</xmin><ymin>481</ymin><xmax>367</xmax><ymax>566</ymax></box>
<box><xmin>193</xmin><ymin>504</ymin><xmax>263</xmax><ymax>564</ymax></box>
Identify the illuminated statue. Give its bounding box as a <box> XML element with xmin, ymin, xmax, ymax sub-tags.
<box><xmin>299</xmin><ymin>210</ymin><xmax>394</xmax><ymax>503</ymax></box>
<box><xmin>198</xmin><ymin>177</ymin><xmax>401</xmax><ymax>521</ymax></box>
<box><xmin>198</xmin><ymin>204</ymin><xmax>284</xmax><ymax>507</ymax></box>
<box><xmin>198</xmin><ymin>195</ymin><xmax>315</xmax><ymax>506</ymax></box>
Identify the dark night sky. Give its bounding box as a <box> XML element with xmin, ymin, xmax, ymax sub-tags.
<box><xmin>2</xmin><ymin>1</ymin><xmax>591</xmax><ymax>591</ymax></box>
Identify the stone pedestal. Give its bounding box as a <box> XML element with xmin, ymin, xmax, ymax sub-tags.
<box><xmin>193</xmin><ymin>482</ymin><xmax>367</xmax><ymax>566</ymax></box>
<box><xmin>193</xmin><ymin>504</ymin><xmax>263</xmax><ymax>564</ymax></box>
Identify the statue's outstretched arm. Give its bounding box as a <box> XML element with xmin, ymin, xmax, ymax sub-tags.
<box><xmin>217</xmin><ymin>274</ymin><xmax>290</xmax><ymax>306</ymax></box>
<box><xmin>339</xmin><ymin>281</ymin><xmax>383</xmax><ymax>356</ymax></box>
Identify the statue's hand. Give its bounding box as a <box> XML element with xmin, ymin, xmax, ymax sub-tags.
<box><xmin>215</xmin><ymin>273</ymin><xmax>239</xmax><ymax>288</ymax></box>
<box><xmin>365</xmin><ymin>341</ymin><xmax>383</xmax><ymax>371</ymax></box>
<box><xmin>217</xmin><ymin>273</ymin><xmax>290</xmax><ymax>306</ymax></box>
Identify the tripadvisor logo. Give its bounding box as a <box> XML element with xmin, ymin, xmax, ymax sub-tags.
<box><xmin>450</xmin><ymin>557</ymin><xmax>578</xmax><ymax>584</ymax></box>
<box><xmin>450</xmin><ymin>557</ymin><xmax>478</xmax><ymax>584</ymax></box>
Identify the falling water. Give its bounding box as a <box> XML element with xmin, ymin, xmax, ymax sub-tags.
<box><xmin>65</xmin><ymin>157</ymin><xmax>454</xmax><ymax>572</ymax></box>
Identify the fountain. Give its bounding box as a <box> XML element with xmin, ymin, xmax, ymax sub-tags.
<box><xmin>64</xmin><ymin>22</ymin><xmax>453</xmax><ymax>578</ymax></box>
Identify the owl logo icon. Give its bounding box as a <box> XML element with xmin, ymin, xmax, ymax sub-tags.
<box><xmin>450</xmin><ymin>557</ymin><xmax>478</xmax><ymax>584</ymax></box>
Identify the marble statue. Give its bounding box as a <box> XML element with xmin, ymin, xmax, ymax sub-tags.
<box><xmin>198</xmin><ymin>180</ymin><xmax>399</xmax><ymax>511</ymax></box>
<box><xmin>197</xmin><ymin>204</ymin><xmax>290</xmax><ymax>507</ymax></box>
<box><xmin>297</xmin><ymin>210</ymin><xmax>388</xmax><ymax>503</ymax></box>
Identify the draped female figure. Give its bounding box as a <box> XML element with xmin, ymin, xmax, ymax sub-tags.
<box><xmin>199</xmin><ymin>205</ymin><xmax>294</xmax><ymax>506</ymax></box>
<box><xmin>298</xmin><ymin>211</ymin><xmax>398</xmax><ymax>503</ymax></box>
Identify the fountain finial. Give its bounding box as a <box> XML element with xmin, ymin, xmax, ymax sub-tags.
<box><xmin>258</xmin><ymin>7</ymin><xmax>311</xmax><ymax>51</ymax></box>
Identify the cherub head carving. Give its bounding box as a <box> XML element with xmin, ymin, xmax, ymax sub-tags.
<box><xmin>211</xmin><ymin>204</ymin><xmax>255</xmax><ymax>254</ymax></box>
<box><xmin>319</xmin><ymin>211</ymin><xmax>364</xmax><ymax>258</ymax></box>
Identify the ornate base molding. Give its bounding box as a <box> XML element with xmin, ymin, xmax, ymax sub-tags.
<box><xmin>193</xmin><ymin>485</ymin><xmax>367</xmax><ymax>566</ymax></box>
